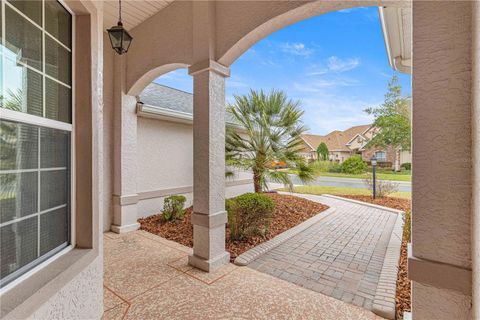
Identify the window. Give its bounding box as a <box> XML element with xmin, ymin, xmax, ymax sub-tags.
<box><xmin>0</xmin><ymin>0</ymin><xmax>72</xmax><ymax>288</ymax></box>
<box><xmin>375</xmin><ymin>151</ymin><xmax>387</xmax><ymax>162</ymax></box>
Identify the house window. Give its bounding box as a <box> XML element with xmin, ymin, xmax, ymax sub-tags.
<box><xmin>375</xmin><ymin>151</ymin><xmax>387</xmax><ymax>162</ymax></box>
<box><xmin>0</xmin><ymin>0</ymin><xmax>72</xmax><ymax>288</ymax></box>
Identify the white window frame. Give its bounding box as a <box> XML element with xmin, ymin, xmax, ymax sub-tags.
<box><xmin>0</xmin><ymin>0</ymin><xmax>76</xmax><ymax>292</ymax></box>
<box><xmin>375</xmin><ymin>151</ymin><xmax>387</xmax><ymax>162</ymax></box>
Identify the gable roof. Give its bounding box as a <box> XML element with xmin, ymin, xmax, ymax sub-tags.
<box><xmin>301</xmin><ymin>124</ymin><xmax>371</xmax><ymax>152</ymax></box>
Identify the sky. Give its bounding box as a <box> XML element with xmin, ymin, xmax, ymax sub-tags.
<box><xmin>153</xmin><ymin>7</ymin><xmax>411</xmax><ymax>135</ymax></box>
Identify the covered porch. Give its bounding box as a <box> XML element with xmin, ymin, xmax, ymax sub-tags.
<box><xmin>1</xmin><ymin>0</ymin><xmax>478</xmax><ymax>319</ymax></box>
<box><xmin>103</xmin><ymin>230</ymin><xmax>382</xmax><ymax>320</ymax></box>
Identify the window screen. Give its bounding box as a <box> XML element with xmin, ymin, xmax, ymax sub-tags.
<box><xmin>0</xmin><ymin>0</ymin><xmax>72</xmax><ymax>288</ymax></box>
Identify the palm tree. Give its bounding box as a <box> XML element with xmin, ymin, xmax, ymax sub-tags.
<box><xmin>226</xmin><ymin>89</ymin><xmax>314</xmax><ymax>193</ymax></box>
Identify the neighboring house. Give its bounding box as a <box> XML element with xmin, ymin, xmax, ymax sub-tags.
<box><xmin>301</xmin><ymin>125</ymin><xmax>411</xmax><ymax>168</ymax></box>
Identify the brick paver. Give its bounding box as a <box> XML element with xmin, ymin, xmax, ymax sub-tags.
<box><xmin>247</xmin><ymin>194</ymin><xmax>397</xmax><ymax>311</ymax></box>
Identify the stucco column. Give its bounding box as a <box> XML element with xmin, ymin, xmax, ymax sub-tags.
<box><xmin>472</xmin><ymin>1</ymin><xmax>480</xmax><ymax>318</ymax></box>
<box><xmin>111</xmin><ymin>54</ymin><xmax>140</xmax><ymax>233</ymax></box>
<box><xmin>409</xmin><ymin>2</ymin><xmax>473</xmax><ymax>319</ymax></box>
<box><xmin>188</xmin><ymin>60</ymin><xmax>230</xmax><ymax>272</ymax></box>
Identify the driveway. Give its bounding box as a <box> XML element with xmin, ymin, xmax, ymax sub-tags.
<box><xmin>289</xmin><ymin>175</ymin><xmax>412</xmax><ymax>192</ymax></box>
<box><xmin>247</xmin><ymin>194</ymin><xmax>400</xmax><ymax>311</ymax></box>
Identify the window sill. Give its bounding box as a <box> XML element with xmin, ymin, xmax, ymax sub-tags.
<box><xmin>0</xmin><ymin>248</ymin><xmax>99</xmax><ymax>319</ymax></box>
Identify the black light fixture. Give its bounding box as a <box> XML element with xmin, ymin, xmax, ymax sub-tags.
<box><xmin>107</xmin><ymin>0</ymin><xmax>132</xmax><ymax>55</ymax></box>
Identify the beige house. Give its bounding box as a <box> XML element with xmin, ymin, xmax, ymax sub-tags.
<box><xmin>301</xmin><ymin>125</ymin><xmax>412</xmax><ymax>168</ymax></box>
<box><xmin>0</xmin><ymin>1</ymin><xmax>479</xmax><ymax>320</ymax></box>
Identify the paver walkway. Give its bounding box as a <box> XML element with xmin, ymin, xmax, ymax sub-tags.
<box><xmin>103</xmin><ymin>230</ymin><xmax>383</xmax><ymax>320</ymax></box>
<box><xmin>248</xmin><ymin>194</ymin><xmax>398</xmax><ymax>311</ymax></box>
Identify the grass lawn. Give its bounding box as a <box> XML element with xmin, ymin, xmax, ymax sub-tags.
<box><xmin>278</xmin><ymin>185</ymin><xmax>411</xmax><ymax>200</ymax></box>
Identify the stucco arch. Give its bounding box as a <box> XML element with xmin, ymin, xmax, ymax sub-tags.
<box><xmin>127</xmin><ymin>63</ymin><xmax>189</xmax><ymax>96</ymax></box>
<box><xmin>217</xmin><ymin>0</ymin><xmax>409</xmax><ymax>66</ymax></box>
<box><xmin>125</xmin><ymin>1</ymin><xmax>193</xmax><ymax>95</ymax></box>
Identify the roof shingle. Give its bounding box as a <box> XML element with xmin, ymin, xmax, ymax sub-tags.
<box><xmin>302</xmin><ymin>125</ymin><xmax>371</xmax><ymax>151</ymax></box>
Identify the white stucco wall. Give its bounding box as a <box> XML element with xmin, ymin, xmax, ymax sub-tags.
<box><xmin>135</xmin><ymin>117</ymin><xmax>253</xmax><ymax>219</ymax></box>
<box><xmin>103</xmin><ymin>33</ymin><xmax>114</xmax><ymax>232</ymax></box>
<box><xmin>30</xmin><ymin>256</ymin><xmax>103</xmax><ymax>320</ymax></box>
<box><xmin>137</xmin><ymin>117</ymin><xmax>194</xmax><ymax>190</ymax></box>
<box><xmin>411</xmin><ymin>1</ymin><xmax>473</xmax><ymax>318</ymax></box>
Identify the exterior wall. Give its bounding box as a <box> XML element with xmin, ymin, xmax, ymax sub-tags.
<box><xmin>134</xmin><ymin>116</ymin><xmax>253</xmax><ymax>220</ymax></box>
<box><xmin>347</xmin><ymin>135</ymin><xmax>365</xmax><ymax>150</ymax></box>
<box><xmin>30</xmin><ymin>257</ymin><xmax>103</xmax><ymax>319</ymax></box>
<box><xmin>399</xmin><ymin>150</ymin><xmax>412</xmax><ymax>165</ymax></box>
<box><xmin>137</xmin><ymin>117</ymin><xmax>193</xmax><ymax>191</ymax></box>
<box><xmin>361</xmin><ymin>145</ymin><xmax>396</xmax><ymax>164</ymax></box>
<box><xmin>472</xmin><ymin>2</ymin><xmax>480</xmax><ymax>317</ymax></box>
<box><xmin>103</xmin><ymin>33</ymin><xmax>114</xmax><ymax>231</ymax></box>
<box><xmin>412</xmin><ymin>282</ymin><xmax>471</xmax><ymax>320</ymax></box>
<box><xmin>410</xmin><ymin>1</ymin><xmax>473</xmax><ymax>318</ymax></box>
<box><xmin>330</xmin><ymin>151</ymin><xmax>352</xmax><ymax>163</ymax></box>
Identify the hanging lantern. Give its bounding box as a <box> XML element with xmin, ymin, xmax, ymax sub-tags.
<box><xmin>107</xmin><ymin>0</ymin><xmax>132</xmax><ymax>55</ymax></box>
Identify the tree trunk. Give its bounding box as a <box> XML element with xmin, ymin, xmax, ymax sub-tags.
<box><xmin>394</xmin><ymin>148</ymin><xmax>401</xmax><ymax>171</ymax></box>
<box><xmin>253</xmin><ymin>170</ymin><xmax>262</xmax><ymax>193</ymax></box>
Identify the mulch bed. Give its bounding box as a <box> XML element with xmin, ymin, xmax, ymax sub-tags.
<box><xmin>337</xmin><ymin>195</ymin><xmax>411</xmax><ymax>212</ymax></box>
<box><xmin>339</xmin><ymin>195</ymin><xmax>411</xmax><ymax>320</ymax></box>
<box><xmin>138</xmin><ymin>193</ymin><xmax>328</xmax><ymax>262</ymax></box>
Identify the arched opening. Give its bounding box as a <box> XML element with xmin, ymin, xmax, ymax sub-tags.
<box><xmin>127</xmin><ymin>63</ymin><xmax>189</xmax><ymax>96</ymax></box>
<box><xmin>131</xmin><ymin>5</ymin><xmax>412</xmax><ymax>318</ymax></box>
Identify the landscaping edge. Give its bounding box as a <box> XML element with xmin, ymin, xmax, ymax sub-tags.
<box><xmin>234</xmin><ymin>207</ymin><xmax>337</xmax><ymax>266</ymax></box>
<box><xmin>371</xmin><ymin>210</ymin><xmax>404</xmax><ymax>319</ymax></box>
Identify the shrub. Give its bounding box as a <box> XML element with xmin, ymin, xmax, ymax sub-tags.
<box><xmin>328</xmin><ymin>162</ymin><xmax>342</xmax><ymax>173</ymax></box>
<box><xmin>341</xmin><ymin>155</ymin><xmax>367</xmax><ymax>174</ymax></box>
<box><xmin>310</xmin><ymin>160</ymin><xmax>334</xmax><ymax>173</ymax></box>
<box><xmin>226</xmin><ymin>193</ymin><xmax>275</xmax><ymax>240</ymax></box>
<box><xmin>363</xmin><ymin>174</ymin><xmax>399</xmax><ymax>197</ymax></box>
<box><xmin>401</xmin><ymin>163</ymin><xmax>411</xmax><ymax>171</ymax></box>
<box><xmin>162</xmin><ymin>195</ymin><xmax>187</xmax><ymax>221</ymax></box>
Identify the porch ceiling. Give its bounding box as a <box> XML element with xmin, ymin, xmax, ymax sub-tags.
<box><xmin>103</xmin><ymin>0</ymin><xmax>174</xmax><ymax>30</ymax></box>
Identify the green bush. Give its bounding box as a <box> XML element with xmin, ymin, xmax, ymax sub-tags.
<box><xmin>340</xmin><ymin>155</ymin><xmax>367</xmax><ymax>174</ymax></box>
<box><xmin>162</xmin><ymin>195</ymin><xmax>187</xmax><ymax>221</ymax></box>
<box><xmin>310</xmin><ymin>160</ymin><xmax>332</xmax><ymax>172</ymax></box>
<box><xmin>328</xmin><ymin>163</ymin><xmax>342</xmax><ymax>173</ymax></box>
<box><xmin>226</xmin><ymin>193</ymin><xmax>275</xmax><ymax>240</ymax></box>
<box><xmin>401</xmin><ymin>163</ymin><xmax>411</xmax><ymax>171</ymax></box>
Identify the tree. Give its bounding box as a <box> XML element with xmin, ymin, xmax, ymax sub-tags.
<box><xmin>226</xmin><ymin>89</ymin><xmax>314</xmax><ymax>193</ymax></box>
<box><xmin>364</xmin><ymin>74</ymin><xmax>411</xmax><ymax>171</ymax></box>
<box><xmin>316</xmin><ymin>142</ymin><xmax>329</xmax><ymax>161</ymax></box>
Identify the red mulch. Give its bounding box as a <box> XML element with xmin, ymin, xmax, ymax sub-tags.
<box><xmin>338</xmin><ymin>195</ymin><xmax>411</xmax><ymax>212</ymax></box>
<box><xmin>138</xmin><ymin>193</ymin><xmax>328</xmax><ymax>262</ymax></box>
<box><xmin>339</xmin><ymin>195</ymin><xmax>411</xmax><ymax>319</ymax></box>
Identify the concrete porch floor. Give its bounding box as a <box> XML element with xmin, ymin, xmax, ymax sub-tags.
<box><xmin>103</xmin><ymin>230</ymin><xmax>384</xmax><ymax>319</ymax></box>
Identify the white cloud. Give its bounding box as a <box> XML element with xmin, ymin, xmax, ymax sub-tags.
<box><xmin>327</xmin><ymin>56</ymin><xmax>360</xmax><ymax>72</ymax></box>
<box><xmin>298</xmin><ymin>94</ymin><xmax>378</xmax><ymax>134</ymax></box>
<box><xmin>306</xmin><ymin>57</ymin><xmax>360</xmax><ymax>77</ymax></box>
<box><xmin>279</xmin><ymin>42</ymin><xmax>314</xmax><ymax>56</ymax></box>
<box><xmin>293</xmin><ymin>78</ymin><xmax>358</xmax><ymax>93</ymax></box>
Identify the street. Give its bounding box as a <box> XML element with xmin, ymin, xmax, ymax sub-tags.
<box><xmin>288</xmin><ymin>175</ymin><xmax>412</xmax><ymax>192</ymax></box>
